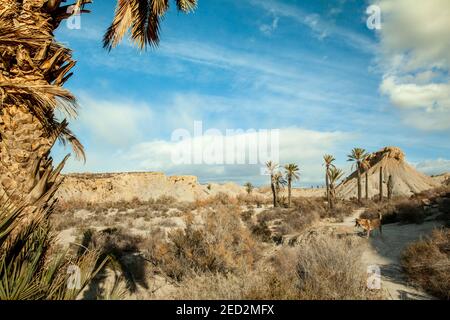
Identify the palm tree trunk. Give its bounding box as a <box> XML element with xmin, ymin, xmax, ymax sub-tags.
<box><xmin>357</xmin><ymin>165</ymin><xmax>362</xmax><ymax>203</ymax></box>
<box><xmin>329</xmin><ymin>185</ymin><xmax>335</xmax><ymax>210</ymax></box>
<box><xmin>379</xmin><ymin>166</ymin><xmax>383</xmax><ymax>202</ymax></box>
<box><xmin>325</xmin><ymin>167</ymin><xmax>330</xmax><ymax>207</ymax></box>
<box><xmin>0</xmin><ymin>1</ymin><xmax>76</xmax><ymax>216</ymax></box>
<box><xmin>365</xmin><ymin>171</ymin><xmax>369</xmax><ymax>201</ymax></box>
<box><xmin>270</xmin><ymin>177</ymin><xmax>278</xmax><ymax>208</ymax></box>
<box><xmin>287</xmin><ymin>177</ymin><xmax>292</xmax><ymax>208</ymax></box>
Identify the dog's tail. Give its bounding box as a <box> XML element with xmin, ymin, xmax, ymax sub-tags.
<box><xmin>378</xmin><ymin>211</ymin><xmax>382</xmax><ymax>221</ymax></box>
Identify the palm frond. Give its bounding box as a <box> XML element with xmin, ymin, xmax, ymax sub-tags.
<box><xmin>329</xmin><ymin>167</ymin><xmax>345</xmax><ymax>184</ymax></box>
<box><xmin>52</xmin><ymin>119</ymin><xmax>86</xmax><ymax>162</ymax></box>
<box><xmin>323</xmin><ymin>154</ymin><xmax>335</xmax><ymax>166</ymax></box>
<box><xmin>176</xmin><ymin>0</ymin><xmax>197</xmax><ymax>12</ymax></box>
<box><xmin>284</xmin><ymin>163</ymin><xmax>300</xmax><ymax>181</ymax></box>
<box><xmin>104</xmin><ymin>0</ymin><xmax>196</xmax><ymax>50</ymax></box>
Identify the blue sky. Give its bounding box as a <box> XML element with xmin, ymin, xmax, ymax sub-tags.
<box><xmin>52</xmin><ymin>0</ymin><xmax>450</xmax><ymax>186</ymax></box>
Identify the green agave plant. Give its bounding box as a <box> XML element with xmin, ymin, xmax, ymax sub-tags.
<box><xmin>0</xmin><ymin>194</ymin><xmax>107</xmax><ymax>300</ymax></box>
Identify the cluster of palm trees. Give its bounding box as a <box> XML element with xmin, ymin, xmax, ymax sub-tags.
<box><xmin>323</xmin><ymin>154</ymin><xmax>344</xmax><ymax>209</ymax></box>
<box><xmin>245</xmin><ymin>148</ymin><xmax>372</xmax><ymax>211</ymax></box>
<box><xmin>323</xmin><ymin>148</ymin><xmax>372</xmax><ymax>209</ymax></box>
<box><xmin>261</xmin><ymin>161</ymin><xmax>300</xmax><ymax>208</ymax></box>
<box><xmin>324</xmin><ymin>147</ymin><xmax>372</xmax><ymax>208</ymax></box>
<box><xmin>346</xmin><ymin>148</ymin><xmax>371</xmax><ymax>203</ymax></box>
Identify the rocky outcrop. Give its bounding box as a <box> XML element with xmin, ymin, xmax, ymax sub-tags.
<box><xmin>337</xmin><ymin>147</ymin><xmax>440</xmax><ymax>199</ymax></box>
<box><xmin>57</xmin><ymin>172</ymin><xmax>256</xmax><ymax>203</ymax></box>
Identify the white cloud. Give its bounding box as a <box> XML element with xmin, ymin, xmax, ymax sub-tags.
<box><xmin>74</xmin><ymin>95</ymin><xmax>154</xmax><ymax>147</ymax></box>
<box><xmin>376</xmin><ymin>0</ymin><xmax>450</xmax><ymax>130</ymax></box>
<box><xmin>119</xmin><ymin>127</ymin><xmax>351</xmax><ymax>184</ymax></box>
<box><xmin>380</xmin><ymin>77</ymin><xmax>450</xmax><ymax>111</ymax></box>
<box><xmin>415</xmin><ymin>158</ymin><xmax>450</xmax><ymax>175</ymax></box>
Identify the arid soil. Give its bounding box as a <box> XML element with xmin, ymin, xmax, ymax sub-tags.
<box><xmin>322</xmin><ymin>209</ymin><xmax>441</xmax><ymax>300</ymax></box>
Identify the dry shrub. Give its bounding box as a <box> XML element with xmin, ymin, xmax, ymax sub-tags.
<box><xmin>169</xmin><ymin>268</ymin><xmax>298</xmax><ymax>300</ymax></box>
<box><xmin>394</xmin><ymin>200</ymin><xmax>426</xmax><ymax>224</ymax></box>
<box><xmin>361</xmin><ymin>198</ymin><xmax>426</xmax><ymax>224</ymax></box>
<box><xmin>254</xmin><ymin>207</ymin><xmax>320</xmax><ymax>241</ymax></box>
<box><xmin>171</xmin><ymin>235</ymin><xmax>377</xmax><ymax>300</ymax></box>
<box><xmin>401</xmin><ymin>229</ymin><xmax>450</xmax><ymax>300</ymax></box>
<box><xmin>250</xmin><ymin>221</ymin><xmax>272</xmax><ymax>242</ymax></box>
<box><xmin>290</xmin><ymin>236</ymin><xmax>374</xmax><ymax>300</ymax></box>
<box><xmin>77</xmin><ymin>228</ymin><xmax>149</xmax><ymax>294</ymax></box>
<box><xmin>193</xmin><ymin>193</ymin><xmax>236</xmax><ymax>209</ymax></box>
<box><xmin>143</xmin><ymin>206</ymin><xmax>260</xmax><ymax>281</ymax></box>
<box><xmin>241</xmin><ymin>209</ymin><xmax>254</xmax><ymax>223</ymax></box>
<box><xmin>291</xmin><ymin>197</ymin><xmax>327</xmax><ymax>217</ymax></box>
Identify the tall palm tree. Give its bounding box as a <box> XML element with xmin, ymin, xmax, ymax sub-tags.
<box><xmin>0</xmin><ymin>0</ymin><xmax>197</xmax><ymax>214</ymax></box>
<box><xmin>323</xmin><ymin>154</ymin><xmax>335</xmax><ymax>206</ymax></box>
<box><xmin>266</xmin><ymin>161</ymin><xmax>279</xmax><ymax>207</ymax></box>
<box><xmin>284</xmin><ymin>163</ymin><xmax>300</xmax><ymax>208</ymax></box>
<box><xmin>328</xmin><ymin>167</ymin><xmax>344</xmax><ymax>210</ymax></box>
<box><xmin>361</xmin><ymin>155</ymin><xmax>371</xmax><ymax>201</ymax></box>
<box><xmin>244</xmin><ymin>182</ymin><xmax>254</xmax><ymax>195</ymax></box>
<box><xmin>347</xmin><ymin>148</ymin><xmax>368</xmax><ymax>203</ymax></box>
<box><xmin>273</xmin><ymin>171</ymin><xmax>287</xmax><ymax>204</ymax></box>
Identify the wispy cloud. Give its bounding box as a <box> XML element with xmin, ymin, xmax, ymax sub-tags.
<box><xmin>259</xmin><ymin>16</ymin><xmax>280</xmax><ymax>35</ymax></box>
<box><xmin>415</xmin><ymin>158</ymin><xmax>450</xmax><ymax>175</ymax></box>
<box><xmin>249</xmin><ymin>0</ymin><xmax>376</xmax><ymax>53</ymax></box>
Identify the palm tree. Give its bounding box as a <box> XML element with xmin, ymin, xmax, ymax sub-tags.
<box><xmin>361</xmin><ymin>155</ymin><xmax>371</xmax><ymax>201</ymax></box>
<box><xmin>347</xmin><ymin>148</ymin><xmax>368</xmax><ymax>203</ymax></box>
<box><xmin>273</xmin><ymin>171</ymin><xmax>287</xmax><ymax>207</ymax></box>
<box><xmin>328</xmin><ymin>167</ymin><xmax>344</xmax><ymax>210</ymax></box>
<box><xmin>244</xmin><ymin>182</ymin><xmax>254</xmax><ymax>195</ymax></box>
<box><xmin>0</xmin><ymin>1</ymin><xmax>197</xmax><ymax>215</ymax></box>
<box><xmin>323</xmin><ymin>154</ymin><xmax>335</xmax><ymax>206</ymax></box>
<box><xmin>284</xmin><ymin>163</ymin><xmax>300</xmax><ymax>208</ymax></box>
<box><xmin>266</xmin><ymin>161</ymin><xmax>279</xmax><ymax>207</ymax></box>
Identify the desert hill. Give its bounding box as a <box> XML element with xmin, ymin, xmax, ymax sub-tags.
<box><xmin>56</xmin><ymin>172</ymin><xmax>249</xmax><ymax>203</ymax></box>
<box><xmin>337</xmin><ymin>147</ymin><xmax>440</xmax><ymax>199</ymax></box>
<box><xmin>431</xmin><ymin>173</ymin><xmax>450</xmax><ymax>185</ymax></box>
<box><xmin>57</xmin><ymin>172</ymin><xmax>324</xmax><ymax>203</ymax></box>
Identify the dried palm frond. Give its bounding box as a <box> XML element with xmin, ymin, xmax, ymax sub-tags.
<box><xmin>176</xmin><ymin>0</ymin><xmax>197</xmax><ymax>12</ymax></box>
<box><xmin>52</xmin><ymin>119</ymin><xmax>85</xmax><ymax>162</ymax></box>
<box><xmin>0</xmin><ymin>81</ymin><xmax>83</xmax><ymax>162</ymax></box>
<box><xmin>103</xmin><ymin>0</ymin><xmax>197</xmax><ymax>50</ymax></box>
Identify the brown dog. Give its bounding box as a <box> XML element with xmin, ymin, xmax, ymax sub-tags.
<box><xmin>355</xmin><ymin>213</ymin><xmax>382</xmax><ymax>238</ymax></box>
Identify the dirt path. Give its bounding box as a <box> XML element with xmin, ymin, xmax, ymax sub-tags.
<box><xmin>326</xmin><ymin>209</ymin><xmax>442</xmax><ymax>300</ymax></box>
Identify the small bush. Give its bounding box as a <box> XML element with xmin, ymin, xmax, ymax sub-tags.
<box><xmin>143</xmin><ymin>206</ymin><xmax>260</xmax><ymax>281</ymax></box>
<box><xmin>253</xmin><ymin>207</ymin><xmax>319</xmax><ymax>242</ymax></box>
<box><xmin>170</xmin><ymin>235</ymin><xmax>377</xmax><ymax>300</ymax></box>
<box><xmin>401</xmin><ymin>229</ymin><xmax>450</xmax><ymax>300</ymax></box>
<box><xmin>361</xmin><ymin>199</ymin><xmax>426</xmax><ymax>225</ymax></box>
<box><xmin>250</xmin><ymin>221</ymin><xmax>272</xmax><ymax>242</ymax></box>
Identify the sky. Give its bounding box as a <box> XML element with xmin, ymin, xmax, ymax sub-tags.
<box><xmin>52</xmin><ymin>0</ymin><xmax>450</xmax><ymax>187</ymax></box>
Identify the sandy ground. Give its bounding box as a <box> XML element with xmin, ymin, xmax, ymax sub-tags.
<box><xmin>326</xmin><ymin>209</ymin><xmax>442</xmax><ymax>300</ymax></box>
